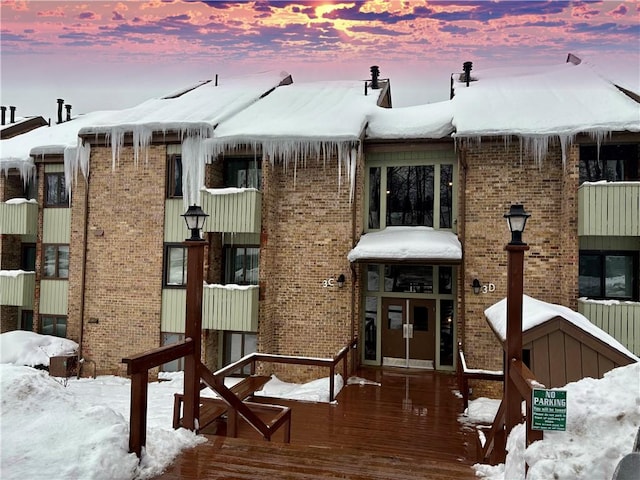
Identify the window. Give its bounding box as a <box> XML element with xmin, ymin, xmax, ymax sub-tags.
<box><xmin>367</xmin><ymin>163</ymin><xmax>454</xmax><ymax>230</ymax></box>
<box><xmin>167</xmin><ymin>153</ymin><xmax>183</xmax><ymax>198</ymax></box>
<box><xmin>45</xmin><ymin>172</ymin><xmax>68</xmax><ymax>207</ymax></box>
<box><xmin>41</xmin><ymin>315</ymin><xmax>67</xmax><ymax>337</ymax></box>
<box><xmin>387</xmin><ymin>165</ymin><xmax>434</xmax><ymax>226</ymax></box>
<box><xmin>579</xmin><ymin>251</ymin><xmax>638</xmax><ymax>300</ymax></box>
<box><xmin>161</xmin><ymin>333</ymin><xmax>185</xmax><ymax>372</ymax></box>
<box><xmin>224</xmin><ymin>246</ymin><xmax>259</xmax><ymax>285</ymax></box>
<box><xmin>579</xmin><ymin>144</ymin><xmax>639</xmax><ymax>184</ymax></box>
<box><xmin>384</xmin><ymin>265</ymin><xmax>433</xmax><ymax>293</ymax></box>
<box><xmin>164</xmin><ymin>245</ymin><xmax>187</xmax><ymax>287</ymax></box>
<box><xmin>224</xmin><ymin>332</ymin><xmax>257</xmax><ymax>376</ymax></box>
<box><xmin>43</xmin><ymin>245</ymin><xmax>69</xmax><ymax>279</ymax></box>
<box><xmin>21</xmin><ymin>311</ymin><xmax>33</xmax><ymax>331</ymax></box>
<box><xmin>22</xmin><ymin>244</ymin><xmax>36</xmax><ymax>271</ymax></box>
<box><xmin>224</xmin><ymin>157</ymin><xmax>262</xmax><ymax>189</ymax></box>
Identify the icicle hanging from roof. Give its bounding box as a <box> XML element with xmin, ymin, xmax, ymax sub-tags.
<box><xmin>207</xmin><ymin>137</ymin><xmax>361</xmax><ymax>201</ymax></box>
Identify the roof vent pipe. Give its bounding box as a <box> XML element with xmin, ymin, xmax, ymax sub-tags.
<box><xmin>57</xmin><ymin>98</ymin><xmax>64</xmax><ymax>124</ymax></box>
<box><xmin>463</xmin><ymin>61</ymin><xmax>472</xmax><ymax>87</ymax></box>
<box><xmin>370</xmin><ymin>65</ymin><xmax>380</xmax><ymax>89</ymax></box>
<box><xmin>9</xmin><ymin>106</ymin><xmax>16</xmax><ymax>124</ymax></box>
<box><xmin>65</xmin><ymin>104</ymin><xmax>72</xmax><ymax>121</ymax></box>
<box><xmin>1</xmin><ymin>106</ymin><xmax>6</xmax><ymax>126</ymax></box>
<box><xmin>215</xmin><ymin>74</ymin><xmax>218</xmax><ymax>87</ymax></box>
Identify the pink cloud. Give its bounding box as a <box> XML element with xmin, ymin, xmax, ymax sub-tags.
<box><xmin>37</xmin><ymin>8</ymin><xmax>65</xmax><ymax>17</ymax></box>
<box><xmin>608</xmin><ymin>4</ymin><xmax>628</xmax><ymax>18</ymax></box>
<box><xmin>571</xmin><ymin>3</ymin><xmax>600</xmax><ymax>19</ymax></box>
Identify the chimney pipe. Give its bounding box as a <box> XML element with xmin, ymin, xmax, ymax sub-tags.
<box><xmin>215</xmin><ymin>74</ymin><xmax>218</xmax><ymax>87</ymax></box>
<box><xmin>57</xmin><ymin>98</ymin><xmax>64</xmax><ymax>124</ymax></box>
<box><xmin>65</xmin><ymin>104</ymin><xmax>72</xmax><ymax>122</ymax></box>
<box><xmin>463</xmin><ymin>61</ymin><xmax>473</xmax><ymax>87</ymax></box>
<box><xmin>1</xmin><ymin>106</ymin><xmax>5</xmax><ymax>126</ymax></box>
<box><xmin>370</xmin><ymin>65</ymin><xmax>380</xmax><ymax>90</ymax></box>
<box><xmin>9</xmin><ymin>106</ymin><xmax>16</xmax><ymax>123</ymax></box>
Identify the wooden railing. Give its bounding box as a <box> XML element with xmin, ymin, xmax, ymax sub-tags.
<box><xmin>457</xmin><ymin>343</ymin><xmax>502</xmax><ymax>410</ymax></box>
<box><xmin>457</xmin><ymin>344</ymin><xmax>543</xmax><ymax>465</ymax></box>
<box><xmin>122</xmin><ymin>337</ymin><xmax>358</xmax><ymax>457</ymax></box>
<box><xmin>478</xmin><ymin>359</ymin><xmax>544</xmax><ymax>465</ymax></box>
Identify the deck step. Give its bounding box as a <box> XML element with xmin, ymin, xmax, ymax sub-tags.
<box><xmin>155</xmin><ymin>435</ymin><xmax>475</xmax><ymax>480</ymax></box>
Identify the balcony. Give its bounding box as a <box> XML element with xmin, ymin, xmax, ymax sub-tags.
<box><xmin>161</xmin><ymin>284</ymin><xmax>259</xmax><ymax>333</ymax></box>
<box><xmin>578</xmin><ymin>182</ymin><xmax>640</xmax><ymax>236</ymax></box>
<box><xmin>201</xmin><ymin>188</ymin><xmax>261</xmax><ymax>234</ymax></box>
<box><xmin>578</xmin><ymin>298</ymin><xmax>640</xmax><ymax>356</ymax></box>
<box><xmin>0</xmin><ymin>200</ymin><xmax>38</xmax><ymax>235</ymax></box>
<box><xmin>0</xmin><ymin>270</ymin><xmax>35</xmax><ymax>308</ymax></box>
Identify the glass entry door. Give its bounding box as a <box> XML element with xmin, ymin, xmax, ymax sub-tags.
<box><xmin>381</xmin><ymin>298</ymin><xmax>436</xmax><ymax>368</ymax></box>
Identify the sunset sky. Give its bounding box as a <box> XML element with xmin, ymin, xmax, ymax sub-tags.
<box><xmin>1</xmin><ymin>1</ymin><xmax>639</xmax><ymax>121</ymax></box>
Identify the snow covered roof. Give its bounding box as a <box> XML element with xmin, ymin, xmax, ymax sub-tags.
<box><xmin>366</xmin><ymin>101</ymin><xmax>454</xmax><ymax>140</ymax></box>
<box><xmin>485</xmin><ymin>294</ymin><xmax>638</xmax><ymax>361</ymax></box>
<box><xmin>77</xmin><ymin>71</ymin><xmax>290</xmax><ymax>138</ymax></box>
<box><xmin>451</xmin><ymin>60</ymin><xmax>640</xmax><ymax>139</ymax></box>
<box><xmin>347</xmin><ymin>226</ymin><xmax>462</xmax><ymax>263</ymax></box>
<box><xmin>0</xmin><ymin>111</ymin><xmax>116</xmax><ymax>180</ymax></box>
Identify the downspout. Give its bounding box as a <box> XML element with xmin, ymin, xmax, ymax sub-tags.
<box><xmin>77</xmin><ymin>166</ymin><xmax>91</xmax><ymax>378</ymax></box>
<box><xmin>458</xmin><ymin>145</ymin><xmax>468</xmax><ymax>350</ymax></box>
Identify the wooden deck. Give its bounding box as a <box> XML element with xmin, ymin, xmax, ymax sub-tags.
<box><xmin>155</xmin><ymin>367</ymin><xmax>478</xmax><ymax>479</ymax></box>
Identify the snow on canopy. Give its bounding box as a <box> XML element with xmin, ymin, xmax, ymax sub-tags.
<box><xmin>347</xmin><ymin>226</ymin><xmax>462</xmax><ymax>263</ymax></box>
<box><xmin>207</xmin><ymin>80</ymin><xmax>384</xmax><ymax>200</ymax></box>
<box><xmin>72</xmin><ymin>71</ymin><xmax>290</xmax><ymax>206</ymax></box>
<box><xmin>450</xmin><ymin>60</ymin><xmax>640</xmax><ymax>164</ymax></box>
<box><xmin>366</xmin><ymin>101</ymin><xmax>454</xmax><ymax>139</ymax></box>
<box><xmin>484</xmin><ymin>294</ymin><xmax>638</xmax><ymax>361</ymax></box>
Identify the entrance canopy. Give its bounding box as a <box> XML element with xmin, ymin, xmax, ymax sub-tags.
<box><xmin>347</xmin><ymin>226</ymin><xmax>462</xmax><ymax>264</ymax></box>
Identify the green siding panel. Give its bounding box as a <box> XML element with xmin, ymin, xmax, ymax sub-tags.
<box><xmin>39</xmin><ymin>280</ymin><xmax>68</xmax><ymax>315</ymax></box>
<box><xmin>43</xmin><ymin>208</ymin><xmax>70</xmax><ymax>243</ymax></box>
<box><xmin>578</xmin><ymin>299</ymin><xmax>640</xmax><ymax>356</ymax></box>
<box><xmin>0</xmin><ymin>271</ymin><xmax>35</xmax><ymax>307</ymax></box>
<box><xmin>578</xmin><ymin>183</ymin><xmax>640</xmax><ymax>236</ymax></box>
<box><xmin>201</xmin><ymin>189</ymin><xmax>261</xmax><ymax>234</ymax></box>
<box><xmin>161</xmin><ymin>285</ymin><xmax>259</xmax><ymax>333</ymax></box>
<box><xmin>0</xmin><ymin>202</ymin><xmax>39</xmax><ymax>235</ymax></box>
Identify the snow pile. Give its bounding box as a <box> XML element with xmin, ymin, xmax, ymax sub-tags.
<box><xmin>485</xmin><ymin>294</ymin><xmax>638</xmax><ymax>361</ymax></box>
<box><xmin>474</xmin><ymin>362</ymin><xmax>640</xmax><ymax>480</ymax></box>
<box><xmin>255</xmin><ymin>374</ymin><xmax>344</xmax><ymax>403</ymax></box>
<box><xmin>347</xmin><ymin>226</ymin><xmax>462</xmax><ymax>262</ymax></box>
<box><xmin>460</xmin><ymin>397</ymin><xmax>501</xmax><ymax>426</ymax></box>
<box><xmin>3</xmin><ymin>198</ymin><xmax>37</xmax><ymax>205</ymax></box>
<box><xmin>0</xmin><ymin>330</ymin><xmax>78</xmax><ymax>367</ymax></box>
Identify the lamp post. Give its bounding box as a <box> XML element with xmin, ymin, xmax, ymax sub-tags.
<box><xmin>504</xmin><ymin>204</ymin><xmax>530</xmax><ymax>437</ymax></box>
<box><xmin>181</xmin><ymin>205</ymin><xmax>208</xmax><ymax>431</ymax></box>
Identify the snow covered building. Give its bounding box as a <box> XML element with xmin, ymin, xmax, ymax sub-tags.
<box><xmin>1</xmin><ymin>57</ymin><xmax>638</xmax><ymax>381</ymax></box>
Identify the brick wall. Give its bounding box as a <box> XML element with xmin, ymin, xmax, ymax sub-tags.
<box><xmin>69</xmin><ymin>145</ymin><xmax>166</xmax><ymax>375</ymax></box>
<box><xmin>460</xmin><ymin>139</ymin><xmax>578</xmax><ymax>384</ymax></box>
<box><xmin>259</xmin><ymin>156</ymin><xmax>357</xmax><ymax>382</ymax></box>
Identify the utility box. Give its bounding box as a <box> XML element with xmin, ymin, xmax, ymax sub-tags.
<box><xmin>49</xmin><ymin>355</ymin><xmax>77</xmax><ymax>377</ymax></box>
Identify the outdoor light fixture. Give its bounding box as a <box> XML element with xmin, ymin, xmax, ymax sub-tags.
<box><xmin>181</xmin><ymin>204</ymin><xmax>209</xmax><ymax>241</ymax></box>
<box><xmin>472</xmin><ymin>278</ymin><xmax>482</xmax><ymax>295</ymax></box>
<box><xmin>337</xmin><ymin>274</ymin><xmax>346</xmax><ymax>288</ymax></box>
<box><xmin>504</xmin><ymin>204</ymin><xmax>531</xmax><ymax>245</ymax></box>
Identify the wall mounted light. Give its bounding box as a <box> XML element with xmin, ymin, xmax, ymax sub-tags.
<box><xmin>472</xmin><ymin>278</ymin><xmax>482</xmax><ymax>295</ymax></box>
<box><xmin>337</xmin><ymin>274</ymin><xmax>346</xmax><ymax>288</ymax></box>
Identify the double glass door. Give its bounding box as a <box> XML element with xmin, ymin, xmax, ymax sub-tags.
<box><xmin>382</xmin><ymin>298</ymin><xmax>436</xmax><ymax>368</ymax></box>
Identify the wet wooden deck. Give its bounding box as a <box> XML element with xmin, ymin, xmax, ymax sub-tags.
<box><xmin>155</xmin><ymin>367</ymin><xmax>478</xmax><ymax>479</ymax></box>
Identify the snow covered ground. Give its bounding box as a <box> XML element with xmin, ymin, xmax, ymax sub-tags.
<box><xmin>463</xmin><ymin>363</ymin><xmax>640</xmax><ymax>480</ymax></box>
<box><xmin>1</xmin><ymin>331</ymin><xmax>638</xmax><ymax>479</ymax></box>
<box><xmin>0</xmin><ymin>332</ymin><xmax>342</xmax><ymax>480</ymax></box>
